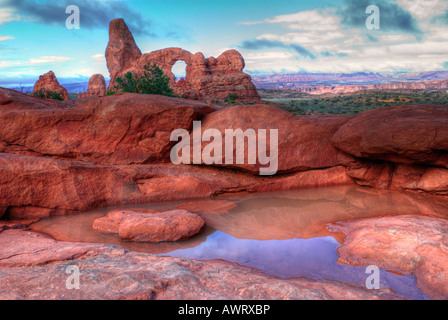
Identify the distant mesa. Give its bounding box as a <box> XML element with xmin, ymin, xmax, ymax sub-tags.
<box><xmin>33</xmin><ymin>71</ymin><xmax>69</xmax><ymax>100</ymax></box>
<box><xmin>105</xmin><ymin>18</ymin><xmax>260</xmax><ymax>102</ymax></box>
<box><xmin>78</xmin><ymin>74</ymin><xmax>106</xmax><ymax>98</ymax></box>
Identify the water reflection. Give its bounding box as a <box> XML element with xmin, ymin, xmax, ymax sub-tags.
<box><xmin>163</xmin><ymin>231</ymin><xmax>428</xmax><ymax>300</ymax></box>
<box><xmin>30</xmin><ymin>184</ymin><xmax>447</xmax><ymax>300</ymax></box>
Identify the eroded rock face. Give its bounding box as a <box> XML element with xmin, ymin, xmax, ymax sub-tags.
<box><xmin>106</xmin><ymin>19</ymin><xmax>260</xmax><ymax>102</ymax></box>
<box><xmin>0</xmin><ymin>229</ymin><xmax>401</xmax><ymax>300</ymax></box>
<box><xmin>331</xmin><ymin>105</ymin><xmax>448</xmax><ymax>168</ymax></box>
<box><xmin>78</xmin><ymin>74</ymin><xmax>106</xmax><ymax>98</ymax></box>
<box><xmin>32</xmin><ymin>71</ymin><xmax>69</xmax><ymax>100</ymax></box>
<box><xmin>0</xmin><ymin>88</ymin><xmax>215</xmax><ymax>165</ymax></box>
<box><xmin>330</xmin><ymin>215</ymin><xmax>448</xmax><ymax>300</ymax></box>
<box><xmin>0</xmin><ymin>153</ymin><xmax>352</xmax><ymax>219</ymax></box>
<box><xmin>343</xmin><ymin>159</ymin><xmax>448</xmax><ymax>194</ymax></box>
<box><xmin>93</xmin><ymin>209</ymin><xmax>205</xmax><ymax>242</ymax></box>
<box><xmin>105</xmin><ymin>18</ymin><xmax>142</xmax><ymax>88</ymax></box>
<box><xmin>188</xmin><ymin>105</ymin><xmax>352</xmax><ymax>174</ymax></box>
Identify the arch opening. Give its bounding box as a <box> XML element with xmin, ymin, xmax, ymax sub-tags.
<box><xmin>171</xmin><ymin>60</ymin><xmax>187</xmax><ymax>82</ymax></box>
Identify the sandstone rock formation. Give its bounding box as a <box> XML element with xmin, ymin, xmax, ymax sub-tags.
<box><xmin>331</xmin><ymin>104</ymin><xmax>448</xmax><ymax>194</ymax></box>
<box><xmin>188</xmin><ymin>104</ymin><xmax>351</xmax><ymax>174</ymax></box>
<box><xmin>78</xmin><ymin>74</ymin><xmax>106</xmax><ymax>98</ymax></box>
<box><xmin>33</xmin><ymin>71</ymin><xmax>69</xmax><ymax>100</ymax></box>
<box><xmin>105</xmin><ymin>19</ymin><xmax>260</xmax><ymax>102</ymax></box>
<box><xmin>0</xmin><ymin>153</ymin><xmax>352</xmax><ymax>220</ymax></box>
<box><xmin>331</xmin><ymin>105</ymin><xmax>448</xmax><ymax>168</ymax></box>
<box><xmin>0</xmin><ymin>88</ymin><xmax>215</xmax><ymax>165</ymax></box>
<box><xmin>0</xmin><ymin>229</ymin><xmax>401</xmax><ymax>300</ymax></box>
<box><xmin>330</xmin><ymin>215</ymin><xmax>448</xmax><ymax>299</ymax></box>
<box><xmin>93</xmin><ymin>209</ymin><xmax>205</xmax><ymax>242</ymax></box>
<box><xmin>105</xmin><ymin>18</ymin><xmax>142</xmax><ymax>88</ymax></box>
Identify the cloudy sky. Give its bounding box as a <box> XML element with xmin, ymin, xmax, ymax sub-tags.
<box><xmin>1</xmin><ymin>0</ymin><xmax>448</xmax><ymax>86</ymax></box>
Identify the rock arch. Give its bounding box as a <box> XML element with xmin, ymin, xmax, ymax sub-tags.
<box><xmin>106</xmin><ymin>19</ymin><xmax>260</xmax><ymax>102</ymax></box>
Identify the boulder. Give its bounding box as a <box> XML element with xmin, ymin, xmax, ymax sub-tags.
<box><xmin>33</xmin><ymin>71</ymin><xmax>69</xmax><ymax>100</ymax></box>
<box><xmin>330</xmin><ymin>215</ymin><xmax>448</xmax><ymax>300</ymax></box>
<box><xmin>78</xmin><ymin>74</ymin><xmax>106</xmax><ymax>98</ymax></box>
<box><xmin>188</xmin><ymin>104</ymin><xmax>351</xmax><ymax>174</ymax></box>
<box><xmin>93</xmin><ymin>209</ymin><xmax>205</xmax><ymax>242</ymax></box>
<box><xmin>331</xmin><ymin>105</ymin><xmax>448</xmax><ymax>168</ymax></box>
<box><xmin>0</xmin><ymin>88</ymin><xmax>215</xmax><ymax>165</ymax></box>
<box><xmin>92</xmin><ymin>209</ymin><xmax>157</xmax><ymax>234</ymax></box>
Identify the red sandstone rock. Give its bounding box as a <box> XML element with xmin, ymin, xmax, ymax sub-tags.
<box><xmin>33</xmin><ymin>71</ymin><xmax>69</xmax><ymax>100</ymax></box>
<box><xmin>247</xmin><ymin>166</ymin><xmax>354</xmax><ymax>192</ymax></box>
<box><xmin>93</xmin><ymin>209</ymin><xmax>205</xmax><ymax>243</ymax></box>
<box><xmin>0</xmin><ymin>153</ymin><xmax>353</xmax><ymax>219</ymax></box>
<box><xmin>1</xmin><ymin>87</ymin><xmax>70</xmax><ymax>110</ymax></box>
<box><xmin>330</xmin><ymin>215</ymin><xmax>448</xmax><ymax>300</ymax></box>
<box><xmin>78</xmin><ymin>74</ymin><xmax>106</xmax><ymax>98</ymax></box>
<box><xmin>0</xmin><ymin>88</ymin><xmax>215</xmax><ymax>165</ymax></box>
<box><xmin>92</xmin><ymin>209</ymin><xmax>157</xmax><ymax>234</ymax></box>
<box><xmin>106</xmin><ymin>19</ymin><xmax>259</xmax><ymax>102</ymax></box>
<box><xmin>105</xmin><ymin>18</ymin><xmax>142</xmax><ymax>88</ymax></box>
<box><xmin>342</xmin><ymin>157</ymin><xmax>448</xmax><ymax>194</ymax></box>
<box><xmin>188</xmin><ymin>104</ymin><xmax>351</xmax><ymax>174</ymax></box>
<box><xmin>0</xmin><ymin>153</ymin><xmax>255</xmax><ymax>219</ymax></box>
<box><xmin>0</xmin><ymin>219</ymin><xmax>39</xmax><ymax>232</ymax></box>
<box><xmin>331</xmin><ymin>105</ymin><xmax>448</xmax><ymax>168</ymax></box>
<box><xmin>0</xmin><ymin>229</ymin><xmax>401</xmax><ymax>299</ymax></box>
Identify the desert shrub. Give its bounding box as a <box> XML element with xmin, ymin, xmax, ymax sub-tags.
<box><xmin>33</xmin><ymin>89</ymin><xmax>63</xmax><ymax>101</ymax></box>
<box><xmin>113</xmin><ymin>63</ymin><xmax>175</xmax><ymax>96</ymax></box>
<box><xmin>224</xmin><ymin>93</ymin><xmax>239</xmax><ymax>104</ymax></box>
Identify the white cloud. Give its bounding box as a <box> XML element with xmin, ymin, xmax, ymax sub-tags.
<box><xmin>0</xmin><ymin>60</ymin><xmax>21</xmax><ymax>67</ymax></box>
<box><xmin>265</xmin><ymin>9</ymin><xmax>341</xmax><ymax>31</ymax></box>
<box><xmin>0</xmin><ymin>35</ymin><xmax>14</xmax><ymax>41</ymax></box>
<box><xmin>29</xmin><ymin>56</ymin><xmax>73</xmax><ymax>64</ymax></box>
<box><xmin>239</xmin><ymin>4</ymin><xmax>448</xmax><ymax>74</ymax></box>
<box><xmin>0</xmin><ymin>8</ymin><xmax>19</xmax><ymax>25</ymax></box>
<box><xmin>397</xmin><ymin>0</ymin><xmax>448</xmax><ymax>20</ymax></box>
<box><xmin>91</xmin><ymin>54</ymin><xmax>104</xmax><ymax>60</ymax></box>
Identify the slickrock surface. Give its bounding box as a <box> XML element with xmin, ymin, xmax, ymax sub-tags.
<box><xmin>330</xmin><ymin>215</ymin><xmax>448</xmax><ymax>300</ymax></box>
<box><xmin>0</xmin><ymin>229</ymin><xmax>401</xmax><ymax>300</ymax></box>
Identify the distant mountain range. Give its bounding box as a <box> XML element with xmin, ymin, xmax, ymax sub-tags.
<box><xmin>252</xmin><ymin>71</ymin><xmax>448</xmax><ymax>90</ymax></box>
<box><xmin>7</xmin><ymin>71</ymin><xmax>448</xmax><ymax>95</ymax></box>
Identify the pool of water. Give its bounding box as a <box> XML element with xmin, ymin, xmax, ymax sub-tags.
<box><xmin>30</xmin><ymin>184</ymin><xmax>448</xmax><ymax>300</ymax></box>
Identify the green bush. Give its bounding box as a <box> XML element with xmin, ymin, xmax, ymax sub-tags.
<box><xmin>224</xmin><ymin>93</ymin><xmax>239</xmax><ymax>104</ymax></box>
<box><xmin>33</xmin><ymin>89</ymin><xmax>64</xmax><ymax>101</ymax></box>
<box><xmin>113</xmin><ymin>63</ymin><xmax>175</xmax><ymax>96</ymax></box>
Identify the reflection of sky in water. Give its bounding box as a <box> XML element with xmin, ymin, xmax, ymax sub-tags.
<box><xmin>30</xmin><ymin>184</ymin><xmax>438</xmax><ymax>300</ymax></box>
<box><xmin>161</xmin><ymin>231</ymin><xmax>428</xmax><ymax>300</ymax></box>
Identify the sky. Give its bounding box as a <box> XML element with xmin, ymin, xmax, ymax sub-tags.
<box><xmin>1</xmin><ymin>0</ymin><xmax>448</xmax><ymax>86</ymax></box>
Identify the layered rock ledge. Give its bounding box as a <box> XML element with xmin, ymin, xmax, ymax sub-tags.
<box><xmin>0</xmin><ymin>229</ymin><xmax>400</xmax><ymax>300</ymax></box>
